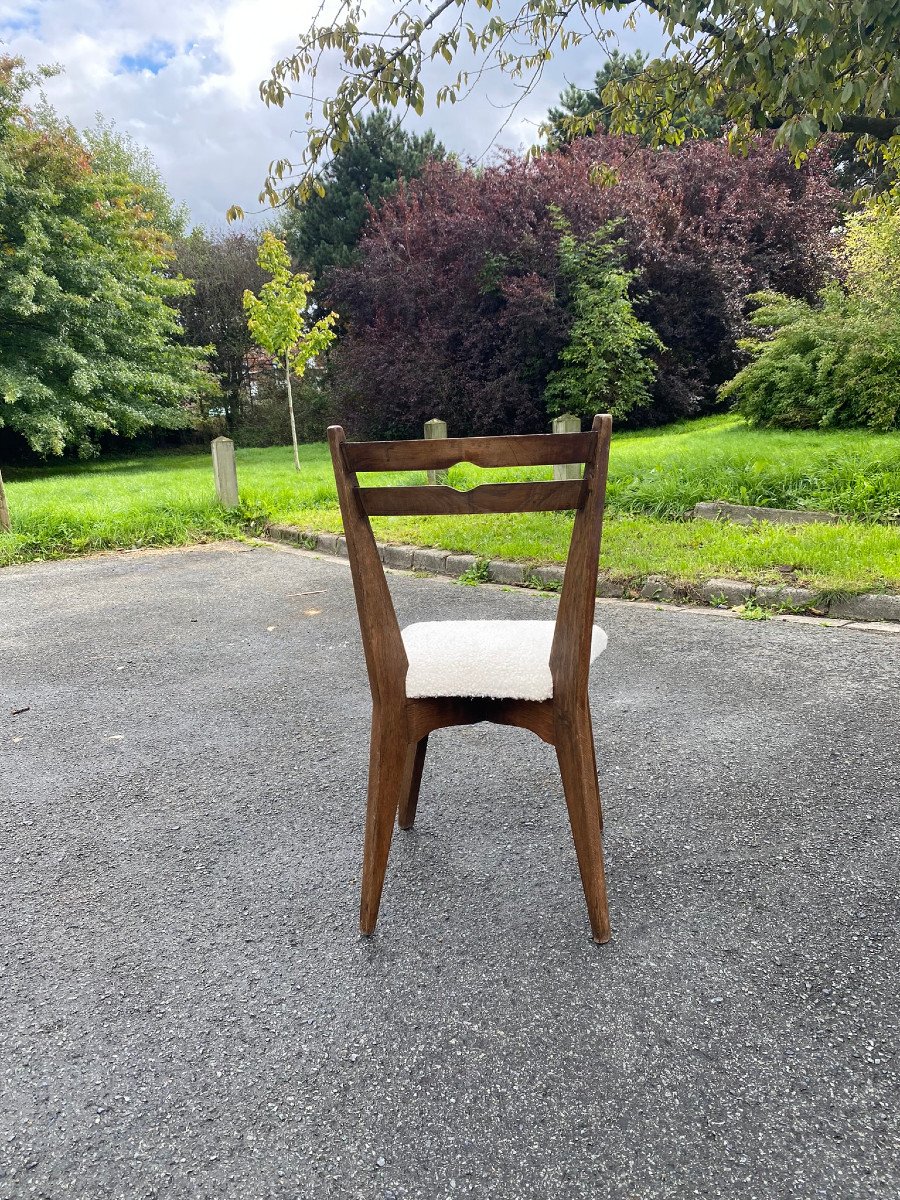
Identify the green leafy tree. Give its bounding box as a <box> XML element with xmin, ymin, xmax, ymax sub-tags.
<box><xmin>546</xmin><ymin>50</ymin><xmax>722</xmax><ymax>148</ymax></box>
<box><xmin>842</xmin><ymin>202</ymin><xmax>900</xmax><ymax>307</ymax></box>
<box><xmin>278</xmin><ymin>109</ymin><xmax>443</xmax><ymax>282</ymax></box>
<box><xmin>243</xmin><ymin>232</ymin><xmax>338</xmax><ymax>469</ymax></box>
<box><xmin>0</xmin><ymin>56</ymin><xmax>217</xmax><ymax>459</ymax></box>
<box><xmin>248</xmin><ymin>1</ymin><xmax>899</xmax><ymax>207</ymax></box>
<box><xmin>721</xmin><ymin>202</ymin><xmax>900</xmax><ymax>431</ymax></box>
<box><xmin>173</xmin><ymin>227</ymin><xmax>268</xmax><ymax>428</ymax></box>
<box><xmin>82</xmin><ymin>115</ymin><xmax>188</xmax><ymax>239</ymax></box>
<box><xmin>544</xmin><ymin>217</ymin><xmax>661</xmax><ymax>423</ymax></box>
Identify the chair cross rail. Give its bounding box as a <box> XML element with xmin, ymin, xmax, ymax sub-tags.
<box><xmin>357</xmin><ymin>479</ymin><xmax>585</xmax><ymax>517</ymax></box>
<box><xmin>329</xmin><ymin>414</ymin><xmax>614</xmax><ymax>943</ymax></box>
<box><xmin>343</xmin><ymin>430</ymin><xmax>595</xmax><ymax>473</ymax></box>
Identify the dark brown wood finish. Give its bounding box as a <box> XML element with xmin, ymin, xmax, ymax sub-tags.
<box><xmin>328</xmin><ymin>416</ymin><xmax>614</xmax><ymax>943</ymax></box>
<box><xmin>358</xmin><ymin>479</ymin><xmax>584</xmax><ymax>517</ymax></box>
<box><xmin>397</xmin><ymin>736</ymin><xmax>428</xmax><ymax>830</ymax></box>
<box><xmin>345</xmin><ymin>430</ymin><xmax>595</xmax><ymax>473</ymax></box>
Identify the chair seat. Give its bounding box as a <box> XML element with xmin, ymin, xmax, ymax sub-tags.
<box><xmin>402</xmin><ymin>620</ymin><xmax>607</xmax><ymax>701</ymax></box>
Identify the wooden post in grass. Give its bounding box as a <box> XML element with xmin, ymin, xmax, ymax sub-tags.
<box><xmin>0</xmin><ymin>469</ymin><xmax>10</xmax><ymax>533</ymax></box>
<box><xmin>211</xmin><ymin>437</ymin><xmax>239</xmax><ymax>509</ymax></box>
<box><xmin>552</xmin><ymin>414</ymin><xmax>582</xmax><ymax>481</ymax></box>
<box><xmin>424</xmin><ymin>418</ymin><xmax>448</xmax><ymax>486</ymax></box>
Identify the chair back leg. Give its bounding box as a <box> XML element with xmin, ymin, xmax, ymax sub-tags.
<box><xmin>360</xmin><ymin>707</ymin><xmax>409</xmax><ymax>934</ymax></box>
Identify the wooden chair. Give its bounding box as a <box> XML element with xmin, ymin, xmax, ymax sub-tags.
<box><xmin>328</xmin><ymin>414</ymin><xmax>614</xmax><ymax>942</ymax></box>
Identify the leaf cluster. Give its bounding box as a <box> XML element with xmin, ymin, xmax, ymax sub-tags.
<box><xmin>172</xmin><ymin>227</ymin><xmax>270</xmax><ymax>426</ymax></box>
<box><xmin>253</xmin><ymin>0</ymin><xmax>900</xmax><ymax>204</ymax></box>
<box><xmin>82</xmin><ymin>115</ymin><xmax>189</xmax><ymax>239</ymax></box>
<box><xmin>545</xmin><ymin>49</ymin><xmax>723</xmax><ymax>148</ymax></box>
<box><xmin>277</xmin><ymin>108</ymin><xmax>443</xmax><ymax>283</ymax></box>
<box><xmin>722</xmin><ymin>202</ymin><xmax>900</xmax><ymax>431</ymax></box>
<box><xmin>544</xmin><ymin>216</ymin><xmax>662</xmax><ymax>420</ymax></box>
<box><xmin>243</xmin><ymin>232</ymin><xmax>337</xmax><ymax>374</ymax></box>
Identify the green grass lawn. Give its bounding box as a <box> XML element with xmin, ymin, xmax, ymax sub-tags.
<box><xmin>2</xmin><ymin>414</ymin><xmax>899</xmax><ymax>593</ymax></box>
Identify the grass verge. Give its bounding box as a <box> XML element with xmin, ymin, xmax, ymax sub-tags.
<box><xmin>2</xmin><ymin>417</ymin><xmax>899</xmax><ymax>593</ymax></box>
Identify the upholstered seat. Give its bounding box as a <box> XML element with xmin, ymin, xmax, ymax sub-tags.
<box><xmin>402</xmin><ymin>620</ymin><xmax>607</xmax><ymax>701</ymax></box>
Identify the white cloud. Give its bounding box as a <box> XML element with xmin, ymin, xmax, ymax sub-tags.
<box><xmin>1</xmin><ymin>0</ymin><xmax>664</xmax><ymax>228</ymax></box>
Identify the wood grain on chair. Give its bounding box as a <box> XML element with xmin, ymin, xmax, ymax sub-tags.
<box><xmin>328</xmin><ymin>414</ymin><xmax>613</xmax><ymax>943</ymax></box>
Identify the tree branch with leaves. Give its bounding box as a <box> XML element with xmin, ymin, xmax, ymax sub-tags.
<box><xmin>234</xmin><ymin>0</ymin><xmax>899</xmax><ymax>213</ymax></box>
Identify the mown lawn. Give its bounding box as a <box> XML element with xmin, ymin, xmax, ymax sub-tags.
<box><xmin>2</xmin><ymin>415</ymin><xmax>899</xmax><ymax>593</ymax></box>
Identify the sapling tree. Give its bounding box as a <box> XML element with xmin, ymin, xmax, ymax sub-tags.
<box><xmin>243</xmin><ymin>232</ymin><xmax>338</xmax><ymax>470</ymax></box>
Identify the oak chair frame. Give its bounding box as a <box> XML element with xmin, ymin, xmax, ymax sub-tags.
<box><xmin>328</xmin><ymin>413</ymin><xmax>613</xmax><ymax>942</ymax></box>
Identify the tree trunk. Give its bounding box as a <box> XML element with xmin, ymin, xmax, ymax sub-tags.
<box><xmin>285</xmin><ymin>350</ymin><xmax>301</xmax><ymax>472</ymax></box>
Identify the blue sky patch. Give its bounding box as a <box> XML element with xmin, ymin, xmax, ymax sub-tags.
<box><xmin>0</xmin><ymin>5</ymin><xmax>41</xmax><ymax>34</ymax></box>
<box><xmin>119</xmin><ymin>41</ymin><xmax>178</xmax><ymax>76</ymax></box>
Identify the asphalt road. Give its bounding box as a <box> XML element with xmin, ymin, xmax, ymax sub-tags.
<box><xmin>1</xmin><ymin>543</ymin><xmax>898</xmax><ymax>1200</ymax></box>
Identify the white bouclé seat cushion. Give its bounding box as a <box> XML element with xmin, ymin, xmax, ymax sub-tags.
<box><xmin>401</xmin><ymin>620</ymin><xmax>607</xmax><ymax>701</ymax></box>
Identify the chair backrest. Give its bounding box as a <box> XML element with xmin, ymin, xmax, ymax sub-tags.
<box><xmin>328</xmin><ymin>415</ymin><xmax>613</xmax><ymax>704</ymax></box>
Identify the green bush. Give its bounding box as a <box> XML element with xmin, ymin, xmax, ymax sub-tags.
<box><xmin>544</xmin><ymin>219</ymin><xmax>661</xmax><ymax>422</ymax></box>
<box><xmin>721</xmin><ymin>288</ymin><xmax>900</xmax><ymax>431</ymax></box>
<box><xmin>231</xmin><ymin>374</ymin><xmax>336</xmax><ymax>447</ymax></box>
<box><xmin>723</xmin><ymin>202</ymin><xmax>900</xmax><ymax>432</ymax></box>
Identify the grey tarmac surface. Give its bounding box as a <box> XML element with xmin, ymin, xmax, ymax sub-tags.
<box><xmin>1</xmin><ymin>542</ymin><xmax>898</xmax><ymax>1200</ymax></box>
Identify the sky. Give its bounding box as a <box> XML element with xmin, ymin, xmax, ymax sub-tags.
<box><xmin>0</xmin><ymin>0</ymin><xmax>665</xmax><ymax>229</ymax></box>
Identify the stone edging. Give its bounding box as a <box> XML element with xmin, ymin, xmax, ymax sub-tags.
<box><xmin>266</xmin><ymin>524</ymin><xmax>900</xmax><ymax>625</ymax></box>
<box><xmin>691</xmin><ymin>500</ymin><xmax>840</xmax><ymax>526</ymax></box>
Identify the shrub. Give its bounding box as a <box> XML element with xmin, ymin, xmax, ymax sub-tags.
<box><xmin>722</xmin><ymin>290</ymin><xmax>900</xmax><ymax>431</ymax></box>
<box><xmin>723</xmin><ymin>203</ymin><xmax>900</xmax><ymax>431</ymax></box>
<box><xmin>544</xmin><ymin>218</ymin><xmax>661</xmax><ymax>422</ymax></box>
<box><xmin>231</xmin><ymin>373</ymin><xmax>335</xmax><ymax>447</ymax></box>
<box><xmin>326</xmin><ymin>136</ymin><xmax>840</xmax><ymax>438</ymax></box>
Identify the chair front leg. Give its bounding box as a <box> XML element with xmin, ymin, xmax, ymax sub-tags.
<box><xmin>397</xmin><ymin>735</ymin><xmax>429</xmax><ymax>830</ymax></box>
<box><xmin>554</xmin><ymin>698</ymin><xmax>611</xmax><ymax>944</ymax></box>
<box><xmin>360</xmin><ymin>705</ymin><xmax>409</xmax><ymax>935</ymax></box>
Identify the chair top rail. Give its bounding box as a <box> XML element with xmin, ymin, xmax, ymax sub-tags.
<box><xmin>357</xmin><ymin>479</ymin><xmax>585</xmax><ymax>517</ymax></box>
<box><xmin>343</xmin><ymin>430</ymin><xmax>595</xmax><ymax>474</ymax></box>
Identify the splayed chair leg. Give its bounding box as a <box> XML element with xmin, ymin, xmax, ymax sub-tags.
<box><xmin>398</xmin><ymin>735</ymin><xmax>429</xmax><ymax>830</ymax></box>
<box><xmin>555</xmin><ymin>704</ymin><xmax>611</xmax><ymax>943</ymax></box>
<box><xmin>360</xmin><ymin>710</ymin><xmax>408</xmax><ymax>935</ymax></box>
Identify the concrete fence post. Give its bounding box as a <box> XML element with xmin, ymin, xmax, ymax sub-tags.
<box><xmin>424</xmin><ymin>418</ymin><xmax>448</xmax><ymax>486</ymax></box>
<box><xmin>552</xmin><ymin>413</ymin><xmax>582</xmax><ymax>481</ymax></box>
<box><xmin>0</xmin><ymin>468</ymin><xmax>10</xmax><ymax>533</ymax></box>
<box><xmin>211</xmin><ymin>437</ymin><xmax>240</xmax><ymax>509</ymax></box>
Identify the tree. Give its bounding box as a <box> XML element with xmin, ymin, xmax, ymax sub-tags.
<box><xmin>325</xmin><ymin>136</ymin><xmax>840</xmax><ymax>438</ymax></box>
<box><xmin>244</xmin><ymin>0</ymin><xmax>899</xmax><ymax>209</ymax></box>
<box><xmin>722</xmin><ymin>201</ymin><xmax>900</xmax><ymax>431</ymax></box>
<box><xmin>278</xmin><ymin>109</ymin><xmax>443</xmax><ymax>282</ymax></box>
<box><xmin>0</xmin><ymin>57</ymin><xmax>217</xmax><ymax>459</ymax></box>
<box><xmin>544</xmin><ymin>217</ymin><xmax>661</xmax><ymax>421</ymax></box>
<box><xmin>173</xmin><ymin>228</ymin><xmax>268</xmax><ymax>428</ymax></box>
<box><xmin>546</xmin><ymin>50</ymin><xmax>721</xmax><ymax>148</ymax></box>
<box><xmin>243</xmin><ymin>232</ymin><xmax>338</xmax><ymax>469</ymax></box>
<box><xmin>82</xmin><ymin>116</ymin><xmax>188</xmax><ymax>239</ymax></box>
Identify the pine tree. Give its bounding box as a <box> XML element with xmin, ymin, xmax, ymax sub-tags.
<box><xmin>278</xmin><ymin>109</ymin><xmax>443</xmax><ymax>283</ymax></box>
